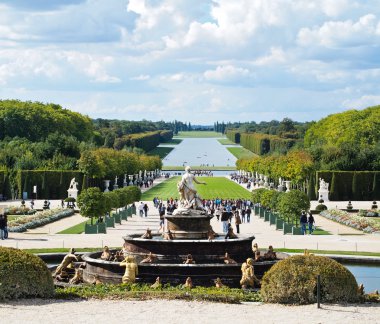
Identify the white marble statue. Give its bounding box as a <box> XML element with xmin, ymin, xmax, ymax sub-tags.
<box><xmin>69</xmin><ymin>178</ymin><xmax>78</xmax><ymax>190</ymax></box>
<box><xmin>318</xmin><ymin>178</ymin><xmax>330</xmax><ymax>202</ymax></box>
<box><xmin>319</xmin><ymin>178</ymin><xmax>329</xmax><ymax>191</ymax></box>
<box><xmin>177</xmin><ymin>166</ymin><xmax>206</xmax><ymax>209</ymax></box>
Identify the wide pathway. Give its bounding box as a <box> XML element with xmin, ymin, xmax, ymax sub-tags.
<box><xmin>1</xmin><ymin>176</ymin><xmax>379</xmax><ymax>252</ymax></box>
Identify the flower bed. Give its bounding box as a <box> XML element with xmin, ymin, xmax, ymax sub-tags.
<box><xmin>6</xmin><ymin>206</ymin><xmax>36</xmax><ymax>215</ymax></box>
<box><xmin>8</xmin><ymin>209</ymin><xmax>75</xmax><ymax>232</ymax></box>
<box><xmin>320</xmin><ymin>209</ymin><xmax>380</xmax><ymax>234</ymax></box>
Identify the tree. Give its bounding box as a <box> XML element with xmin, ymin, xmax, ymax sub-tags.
<box><xmin>77</xmin><ymin>187</ymin><xmax>105</xmax><ymax>224</ymax></box>
<box><xmin>277</xmin><ymin>190</ymin><xmax>310</xmax><ymax>225</ymax></box>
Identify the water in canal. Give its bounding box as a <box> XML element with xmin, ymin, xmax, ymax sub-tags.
<box><xmin>162</xmin><ymin>138</ymin><xmax>237</xmax><ymax>167</ymax></box>
<box><xmin>343</xmin><ymin>263</ymin><xmax>380</xmax><ymax>293</ymax></box>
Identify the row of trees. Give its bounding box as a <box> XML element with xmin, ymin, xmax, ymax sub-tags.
<box><xmin>252</xmin><ymin>188</ymin><xmax>310</xmax><ymax>225</ymax></box>
<box><xmin>77</xmin><ymin>186</ymin><xmax>141</xmax><ymax>224</ymax></box>
<box><xmin>78</xmin><ymin>148</ymin><xmax>162</xmax><ymax>179</ymax></box>
<box><xmin>237</xmin><ymin>151</ymin><xmax>314</xmax><ymax>185</ymax></box>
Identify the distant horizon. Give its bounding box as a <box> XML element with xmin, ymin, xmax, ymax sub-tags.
<box><xmin>1</xmin><ymin>1</ymin><xmax>379</xmax><ymax>123</ymax></box>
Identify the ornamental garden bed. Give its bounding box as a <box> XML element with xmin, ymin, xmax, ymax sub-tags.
<box><xmin>320</xmin><ymin>210</ymin><xmax>380</xmax><ymax>234</ymax></box>
<box><xmin>8</xmin><ymin>209</ymin><xmax>75</xmax><ymax>232</ymax></box>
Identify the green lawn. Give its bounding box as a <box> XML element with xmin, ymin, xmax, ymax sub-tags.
<box><xmin>57</xmin><ymin>219</ymin><xmax>91</xmax><ymax>234</ymax></box>
<box><xmin>174</xmin><ymin>131</ymin><xmax>223</xmax><ymax>138</ymax></box>
<box><xmin>141</xmin><ymin>176</ymin><xmax>251</xmax><ymax>200</ymax></box>
<box><xmin>311</xmin><ymin>226</ymin><xmax>331</xmax><ymax>235</ymax></box>
<box><xmin>227</xmin><ymin>147</ymin><xmax>256</xmax><ymax>159</ymax></box>
<box><xmin>162</xmin><ymin>166</ymin><xmax>236</xmax><ymax>171</ymax></box>
<box><xmin>162</xmin><ymin>139</ymin><xmax>182</xmax><ymax>145</ymax></box>
<box><xmin>147</xmin><ymin>147</ymin><xmax>174</xmax><ymax>159</ymax></box>
<box><xmin>218</xmin><ymin>138</ymin><xmax>237</xmax><ymax>145</ymax></box>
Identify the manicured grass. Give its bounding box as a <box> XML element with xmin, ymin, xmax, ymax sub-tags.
<box><xmin>162</xmin><ymin>139</ymin><xmax>182</xmax><ymax>145</ymax></box>
<box><xmin>56</xmin><ymin>284</ymin><xmax>261</xmax><ymax>303</ymax></box>
<box><xmin>147</xmin><ymin>146</ymin><xmax>174</xmax><ymax>159</ymax></box>
<box><xmin>276</xmin><ymin>248</ymin><xmax>380</xmax><ymax>257</ymax></box>
<box><xmin>57</xmin><ymin>219</ymin><xmax>91</xmax><ymax>234</ymax></box>
<box><xmin>162</xmin><ymin>166</ymin><xmax>236</xmax><ymax>171</ymax></box>
<box><xmin>218</xmin><ymin>138</ymin><xmax>237</xmax><ymax>145</ymax></box>
<box><xmin>227</xmin><ymin>147</ymin><xmax>256</xmax><ymax>159</ymax></box>
<box><xmin>141</xmin><ymin>176</ymin><xmax>251</xmax><ymax>200</ymax></box>
<box><xmin>311</xmin><ymin>226</ymin><xmax>331</xmax><ymax>235</ymax></box>
<box><xmin>174</xmin><ymin>131</ymin><xmax>223</xmax><ymax>138</ymax></box>
<box><xmin>7</xmin><ymin>215</ymin><xmax>21</xmax><ymax>221</ymax></box>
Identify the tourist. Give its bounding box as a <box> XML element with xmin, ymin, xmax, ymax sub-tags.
<box><xmin>246</xmin><ymin>207</ymin><xmax>251</xmax><ymax>223</ymax></box>
<box><xmin>241</xmin><ymin>208</ymin><xmax>246</xmax><ymax>223</ymax></box>
<box><xmin>30</xmin><ymin>199</ymin><xmax>35</xmax><ymax>209</ymax></box>
<box><xmin>143</xmin><ymin>203</ymin><xmax>149</xmax><ymax>217</ymax></box>
<box><xmin>61</xmin><ymin>199</ymin><xmax>64</xmax><ymax>208</ymax></box>
<box><xmin>138</xmin><ymin>202</ymin><xmax>144</xmax><ymax>217</ymax></box>
<box><xmin>221</xmin><ymin>208</ymin><xmax>230</xmax><ymax>233</ymax></box>
<box><xmin>308</xmin><ymin>212</ymin><xmax>315</xmax><ymax>235</ymax></box>
<box><xmin>234</xmin><ymin>212</ymin><xmax>241</xmax><ymax>234</ymax></box>
<box><xmin>0</xmin><ymin>213</ymin><xmax>6</xmax><ymax>240</ymax></box>
<box><xmin>300</xmin><ymin>211</ymin><xmax>308</xmax><ymax>235</ymax></box>
<box><xmin>3</xmin><ymin>213</ymin><xmax>8</xmax><ymax>239</ymax></box>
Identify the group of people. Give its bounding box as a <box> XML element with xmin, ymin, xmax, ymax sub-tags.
<box><xmin>300</xmin><ymin>211</ymin><xmax>315</xmax><ymax>235</ymax></box>
<box><xmin>138</xmin><ymin>202</ymin><xmax>149</xmax><ymax>217</ymax></box>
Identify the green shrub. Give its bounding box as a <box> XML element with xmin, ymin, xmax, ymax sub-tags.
<box><xmin>0</xmin><ymin>247</ymin><xmax>54</xmax><ymax>300</ymax></box>
<box><xmin>261</xmin><ymin>255</ymin><xmax>358</xmax><ymax>304</ymax></box>
<box><xmin>315</xmin><ymin>204</ymin><xmax>328</xmax><ymax>212</ymax></box>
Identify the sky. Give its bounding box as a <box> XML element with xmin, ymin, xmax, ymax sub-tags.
<box><xmin>0</xmin><ymin>0</ymin><xmax>380</xmax><ymax>124</ymax></box>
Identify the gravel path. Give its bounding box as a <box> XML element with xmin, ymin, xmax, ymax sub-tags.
<box><xmin>1</xmin><ymin>299</ymin><xmax>380</xmax><ymax>324</ymax></box>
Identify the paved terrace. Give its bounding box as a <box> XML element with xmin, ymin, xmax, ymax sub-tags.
<box><xmin>0</xmin><ymin>176</ymin><xmax>379</xmax><ymax>253</ymax></box>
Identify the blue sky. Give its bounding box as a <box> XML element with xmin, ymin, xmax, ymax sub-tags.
<box><xmin>0</xmin><ymin>0</ymin><xmax>380</xmax><ymax>124</ymax></box>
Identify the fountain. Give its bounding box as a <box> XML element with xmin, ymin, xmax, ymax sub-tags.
<box><xmin>82</xmin><ymin>166</ymin><xmax>284</xmax><ymax>287</ymax></box>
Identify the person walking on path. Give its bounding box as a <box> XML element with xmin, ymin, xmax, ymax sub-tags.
<box><xmin>221</xmin><ymin>208</ymin><xmax>230</xmax><ymax>233</ymax></box>
<box><xmin>138</xmin><ymin>202</ymin><xmax>144</xmax><ymax>217</ymax></box>
<box><xmin>0</xmin><ymin>213</ymin><xmax>6</xmax><ymax>240</ymax></box>
<box><xmin>235</xmin><ymin>212</ymin><xmax>242</xmax><ymax>234</ymax></box>
<box><xmin>143</xmin><ymin>203</ymin><xmax>149</xmax><ymax>217</ymax></box>
<box><xmin>246</xmin><ymin>207</ymin><xmax>251</xmax><ymax>223</ymax></box>
<box><xmin>308</xmin><ymin>212</ymin><xmax>315</xmax><ymax>235</ymax></box>
<box><xmin>300</xmin><ymin>211</ymin><xmax>308</xmax><ymax>235</ymax></box>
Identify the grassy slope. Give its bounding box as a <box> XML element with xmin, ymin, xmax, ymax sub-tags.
<box><xmin>174</xmin><ymin>131</ymin><xmax>223</xmax><ymax>138</ymax></box>
<box><xmin>227</xmin><ymin>147</ymin><xmax>256</xmax><ymax>159</ymax></box>
<box><xmin>218</xmin><ymin>138</ymin><xmax>236</xmax><ymax>145</ymax></box>
<box><xmin>162</xmin><ymin>139</ymin><xmax>182</xmax><ymax>145</ymax></box>
<box><xmin>147</xmin><ymin>147</ymin><xmax>174</xmax><ymax>159</ymax></box>
<box><xmin>141</xmin><ymin>176</ymin><xmax>251</xmax><ymax>200</ymax></box>
<box><xmin>57</xmin><ymin>219</ymin><xmax>91</xmax><ymax>234</ymax></box>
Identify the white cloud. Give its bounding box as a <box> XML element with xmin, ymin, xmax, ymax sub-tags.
<box><xmin>253</xmin><ymin>47</ymin><xmax>287</xmax><ymax>66</ymax></box>
<box><xmin>297</xmin><ymin>14</ymin><xmax>380</xmax><ymax>48</ymax></box>
<box><xmin>130</xmin><ymin>74</ymin><xmax>150</xmax><ymax>81</ymax></box>
<box><xmin>204</xmin><ymin>65</ymin><xmax>250</xmax><ymax>81</ymax></box>
<box><xmin>342</xmin><ymin>95</ymin><xmax>380</xmax><ymax>109</ymax></box>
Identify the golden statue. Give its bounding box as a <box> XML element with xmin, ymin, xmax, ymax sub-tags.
<box><xmin>69</xmin><ymin>268</ymin><xmax>83</xmax><ymax>285</ymax></box>
<box><xmin>119</xmin><ymin>255</ymin><xmax>138</xmax><ymax>283</ymax></box>
<box><xmin>183</xmin><ymin>254</ymin><xmax>195</xmax><ymax>264</ymax></box>
<box><xmin>223</xmin><ymin>252</ymin><xmax>237</xmax><ymax>264</ymax></box>
<box><xmin>263</xmin><ymin>245</ymin><xmax>277</xmax><ymax>260</ymax></box>
<box><xmin>151</xmin><ymin>277</ymin><xmax>162</xmax><ymax>289</ymax></box>
<box><xmin>240</xmin><ymin>258</ymin><xmax>259</xmax><ymax>289</ymax></box>
<box><xmin>183</xmin><ymin>277</ymin><xmax>193</xmax><ymax>289</ymax></box>
<box><xmin>92</xmin><ymin>274</ymin><xmax>103</xmax><ymax>285</ymax></box>
<box><xmin>252</xmin><ymin>242</ymin><xmax>259</xmax><ymax>255</ymax></box>
<box><xmin>100</xmin><ymin>246</ymin><xmax>111</xmax><ymax>261</ymax></box>
<box><xmin>140</xmin><ymin>252</ymin><xmax>156</xmax><ymax>264</ymax></box>
<box><xmin>225</xmin><ymin>226</ymin><xmax>237</xmax><ymax>239</ymax></box>
<box><xmin>215</xmin><ymin>277</ymin><xmax>225</xmax><ymax>288</ymax></box>
<box><xmin>53</xmin><ymin>248</ymin><xmax>78</xmax><ymax>278</ymax></box>
<box><xmin>163</xmin><ymin>230</ymin><xmax>173</xmax><ymax>240</ymax></box>
<box><xmin>358</xmin><ymin>283</ymin><xmax>365</xmax><ymax>295</ymax></box>
<box><xmin>141</xmin><ymin>228</ymin><xmax>153</xmax><ymax>239</ymax></box>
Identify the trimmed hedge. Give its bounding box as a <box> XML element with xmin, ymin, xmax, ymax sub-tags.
<box><xmin>316</xmin><ymin>171</ymin><xmax>380</xmax><ymax>201</ymax></box>
<box><xmin>261</xmin><ymin>255</ymin><xmax>358</xmax><ymax>304</ymax></box>
<box><xmin>240</xmin><ymin>133</ymin><xmax>297</xmax><ymax>155</ymax></box>
<box><xmin>0</xmin><ymin>169</ymin><xmax>12</xmax><ymax>199</ymax></box>
<box><xmin>17</xmin><ymin>170</ymin><xmax>84</xmax><ymax>200</ymax></box>
<box><xmin>114</xmin><ymin>130</ymin><xmax>173</xmax><ymax>152</ymax></box>
<box><xmin>0</xmin><ymin>247</ymin><xmax>54</xmax><ymax>300</ymax></box>
<box><xmin>226</xmin><ymin>130</ymin><xmax>241</xmax><ymax>143</ymax></box>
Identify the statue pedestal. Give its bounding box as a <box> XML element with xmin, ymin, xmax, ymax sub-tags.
<box><xmin>166</xmin><ymin>209</ymin><xmax>213</xmax><ymax>239</ymax></box>
<box><xmin>318</xmin><ymin>189</ymin><xmax>329</xmax><ymax>202</ymax></box>
<box><xmin>67</xmin><ymin>188</ymin><xmax>78</xmax><ymax>200</ymax></box>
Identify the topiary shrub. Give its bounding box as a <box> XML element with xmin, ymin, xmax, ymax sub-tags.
<box><xmin>0</xmin><ymin>247</ymin><xmax>54</xmax><ymax>300</ymax></box>
<box><xmin>315</xmin><ymin>204</ymin><xmax>328</xmax><ymax>212</ymax></box>
<box><xmin>261</xmin><ymin>255</ymin><xmax>358</xmax><ymax>304</ymax></box>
